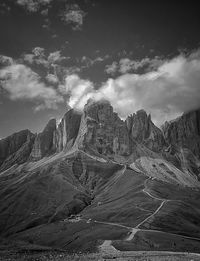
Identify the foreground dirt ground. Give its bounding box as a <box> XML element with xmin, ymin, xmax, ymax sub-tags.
<box><xmin>0</xmin><ymin>250</ymin><xmax>200</xmax><ymax>261</ymax></box>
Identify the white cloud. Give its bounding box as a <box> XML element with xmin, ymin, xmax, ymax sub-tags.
<box><xmin>81</xmin><ymin>55</ymin><xmax>109</xmax><ymax>68</ymax></box>
<box><xmin>17</xmin><ymin>0</ymin><xmax>52</xmax><ymax>12</ymax></box>
<box><xmin>48</xmin><ymin>51</ymin><xmax>62</xmax><ymax>64</ymax></box>
<box><xmin>81</xmin><ymin>56</ymin><xmax>92</xmax><ymax>67</ymax></box>
<box><xmin>65</xmin><ymin>49</ymin><xmax>200</xmax><ymax>126</ymax></box>
<box><xmin>119</xmin><ymin>57</ymin><xmax>150</xmax><ymax>73</ymax></box>
<box><xmin>105</xmin><ymin>56</ymin><xmax>165</xmax><ymax>75</ymax></box>
<box><xmin>21</xmin><ymin>48</ymin><xmax>78</xmax><ymax>85</ymax></box>
<box><xmin>42</xmin><ymin>18</ymin><xmax>51</xmax><ymax>30</ymax></box>
<box><xmin>105</xmin><ymin>61</ymin><xmax>118</xmax><ymax>75</ymax></box>
<box><xmin>0</xmin><ymin>64</ymin><xmax>63</xmax><ymax>110</ymax></box>
<box><xmin>45</xmin><ymin>73</ymin><xmax>59</xmax><ymax>84</ymax></box>
<box><xmin>32</xmin><ymin>47</ymin><xmax>45</xmax><ymax>57</ymax></box>
<box><xmin>64</xmin><ymin>66</ymin><xmax>81</xmax><ymax>76</ymax></box>
<box><xmin>94</xmin><ymin>57</ymin><xmax>104</xmax><ymax>62</ymax></box>
<box><xmin>23</xmin><ymin>48</ymin><xmax>68</xmax><ymax>68</ymax></box>
<box><xmin>22</xmin><ymin>47</ymin><xmax>48</xmax><ymax>67</ymax></box>
<box><xmin>41</xmin><ymin>8</ymin><xmax>48</xmax><ymax>16</ymax></box>
<box><xmin>0</xmin><ymin>55</ymin><xmax>14</xmax><ymax>66</ymax></box>
<box><xmin>23</xmin><ymin>54</ymin><xmax>35</xmax><ymax>64</ymax></box>
<box><xmin>61</xmin><ymin>4</ymin><xmax>86</xmax><ymax>31</ymax></box>
<box><xmin>63</xmin><ymin>74</ymin><xmax>93</xmax><ymax>109</ymax></box>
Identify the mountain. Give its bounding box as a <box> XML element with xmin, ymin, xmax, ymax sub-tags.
<box><xmin>74</xmin><ymin>99</ymin><xmax>131</xmax><ymax>157</ymax></box>
<box><xmin>30</xmin><ymin>119</ymin><xmax>56</xmax><ymax>160</ymax></box>
<box><xmin>0</xmin><ymin>100</ymin><xmax>200</xmax><ymax>256</ymax></box>
<box><xmin>53</xmin><ymin>109</ymin><xmax>82</xmax><ymax>152</ymax></box>
<box><xmin>0</xmin><ymin>129</ymin><xmax>35</xmax><ymax>172</ymax></box>
<box><xmin>126</xmin><ymin>109</ymin><xmax>166</xmax><ymax>152</ymax></box>
<box><xmin>162</xmin><ymin>110</ymin><xmax>200</xmax><ymax>181</ymax></box>
<box><xmin>162</xmin><ymin>110</ymin><xmax>200</xmax><ymax>156</ymax></box>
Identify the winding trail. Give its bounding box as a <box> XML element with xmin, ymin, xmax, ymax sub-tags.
<box><xmin>134</xmin><ymin>177</ymin><xmax>170</xmax><ymax>231</ymax></box>
<box><xmin>98</xmin><ymin>176</ymin><xmax>168</xmax><ymax>251</ymax></box>
<box><xmin>78</xmin><ymin>149</ymin><xmax>107</xmax><ymax>163</ymax></box>
<box><xmin>96</xmin><ymin>175</ymin><xmax>200</xmax><ymax>254</ymax></box>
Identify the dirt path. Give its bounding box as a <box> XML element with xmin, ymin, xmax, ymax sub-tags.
<box><xmin>96</xmin><ymin>175</ymin><xmax>200</xmax><ymax>254</ymax></box>
<box><xmin>102</xmin><ymin>251</ymin><xmax>200</xmax><ymax>260</ymax></box>
<box><xmin>78</xmin><ymin>149</ymin><xmax>107</xmax><ymax>163</ymax></box>
<box><xmin>98</xmin><ymin>176</ymin><xmax>168</xmax><ymax>252</ymax></box>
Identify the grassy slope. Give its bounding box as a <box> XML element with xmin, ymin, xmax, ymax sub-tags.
<box><xmin>1</xmin><ymin>151</ymin><xmax>200</xmax><ymax>254</ymax></box>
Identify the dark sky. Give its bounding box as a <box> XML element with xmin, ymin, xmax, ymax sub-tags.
<box><xmin>0</xmin><ymin>0</ymin><xmax>200</xmax><ymax>138</ymax></box>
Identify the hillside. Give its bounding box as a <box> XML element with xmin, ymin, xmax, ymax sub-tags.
<box><xmin>0</xmin><ymin>100</ymin><xmax>200</xmax><ymax>259</ymax></box>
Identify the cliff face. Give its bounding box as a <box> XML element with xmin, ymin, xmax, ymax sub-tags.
<box><xmin>1</xmin><ymin>100</ymin><xmax>199</xmax><ymax>170</ymax></box>
<box><xmin>53</xmin><ymin>109</ymin><xmax>81</xmax><ymax>152</ymax></box>
<box><xmin>74</xmin><ymin>100</ymin><xmax>131</xmax><ymax>157</ymax></box>
<box><xmin>0</xmin><ymin>135</ymin><xmax>35</xmax><ymax>172</ymax></box>
<box><xmin>30</xmin><ymin>119</ymin><xmax>56</xmax><ymax>160</ymax></box>
<box><xmin>126</xmin><ymin>109</ymin><xmax>165</xmax><ymax>152</ymax></box>
<box><xmin>163</xmin><ymin>109</ymin><xmax>200</xmax><ymax>158</ymax></box>
<box><xmin>0</xmin><ymin>129</ymin><xmax>34</xmax><ymax>167</ymax></box>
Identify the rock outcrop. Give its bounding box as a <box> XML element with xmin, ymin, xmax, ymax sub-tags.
<box><xmin>74</xmin><ymin>99</ymin><xmax>131</xmax><ymax>157</ymax></box>
<box><xmin>30</xmin><ymin>119</ymin><xmax>56</xmax><ymax>160</ymax></box>
<box><xmin>0</xmin><ymin>129</ymin><xmax>34</xmax><ymax>167</ymax></box>
<box><xmin>53</xmin><ymin>109</ymin><xmax>81</xmax><ymax>152</ymax></box>
<box><xmin>162</xmin><ymin>109</ymin><xmax>200</xmax><ymax>158</ymax></box>
<box><xmin>0</xmin><ymin>135</ymin><xmax>35</xmax><ymax>172</ymax></box>
<box><xmin>1</xmin><ymin>100</ymin><xmax>200</xmax><ymax>169</ymax></box>
<box><xmin>126</xmin><ymin>109</ymin><xmax>165</xmax><ymax>152</ymax></box>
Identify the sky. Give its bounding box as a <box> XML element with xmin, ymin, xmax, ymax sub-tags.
<box><xmin>0</xmin><ymin>0</ymin><xmax>200</xmax><ymax>138</ymax></box>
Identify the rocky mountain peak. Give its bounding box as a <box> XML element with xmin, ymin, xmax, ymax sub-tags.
<box><xmin>53</xmin><ymin>108</ymin><xmax>82</xmax><ymax>152</ymax></box>
<box><xmin>0</xmin><ymin>129</ymin><xmax>35</xmax><ymax>170</ymax></box>
<box><xmin>43</xmin><ymin>118</ymin><xmax>56</xmax><ymax>132</ymax></box>
<box><xmin>30</xmin><ymin>118</ymin><xmax>56</xmax><ymax>160</ymax></box>
<box><xmin>163</xmin><ymin>108</ymin><xmax>200</xmax><ymax>158</ymax></box>
<box><xmin>84</xmin><ymin>99</ymin><xmax>118</xmax><ymax>122</ymax></box>
<box><xmin>126</xmin><ymin>109</ymin><xmax>165</xmax><ymax>152</ymax></box>
<box><xmin>74</xmin><ymin>99</ymin><xmax>131</xmax><ymax>157</ymax></box>
<box><xmin>1</xmin><ymin>99</ymin><xmax>199</xmax><ymax>169</ymax></box>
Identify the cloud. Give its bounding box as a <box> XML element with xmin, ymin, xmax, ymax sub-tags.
<box><xmin>63</xmin><ymin>66</ymin><xmax>81</xmax><ymax>76</ymax></box>
<box><xmin>119</xmin><ymin>58</ymin><xmax>150</xmax><ymax>73</ymax></box>
<box><xmin>23</xmin><ymin>48</ymin><xmax>67</xmax><ymax>67</ymax></box>
<box><xmin>41</xmin><ymin>8</ymin><xmax>48</xmax><ymax>16</ymax></box>
<box><xmin>105</xmin><ymin>56</ymin><xmax>165</xmax><ymax>75</ymax></box>
<box><xmin>0</xmin><ymin>55</ymin><xmax>14</xmax><ymax>67</ymax></box>
<box><xmin>32</xmin><ymin>47</ymin><xmax>45</xmax><ymax>57</ymax></box>
<box><xmin>105</xmin><ymin>61</ymin><xmax>118</xmax><ymax>75</ymax></box>
<box><xmin>22</xmin><ymin>47</ymin><xmax>48</xmax><ymax>67</ymax></box>
<box><xmin>0</xmin><ymin>64</ymin><xmax>63</xmax><ymax>110</ymax></box>
<box><xmin>61</xmin><ymin>4</ymin><xmax>86</xmax><ymax>31</ymax></box>
<box><xmin>81</xmin><ymin>55</ymin><xmax>109</xmax><ymax>68</ymax></box>
<box><xmin>48</xmin><ymin>51</ymin><xmax>63</xmax><ymax>64</ymax></box>
<box><xmin>0</xmin><ymin>2</ymin><xmax>11</xmax><ymax>14</ymax></box>
<box><xmin>42</xmin><ymin>18</ymin><xmax>51</xmax><ymax>30</ymax></box>
<box><xmin>16</xmin><ymin>0</ymin><xmax>52</xmax><ymax>12</ymax></box>
<box><xmin>23</xmin><ymin>53</ymin><xmax>35</xmax><ymax>64</ymax></box>
<box><xmin>51</xmin><ymin>34</ymin><xmax>58</xmax><ymax>38</ymax></box>
<box><xmin>65</xmin><ymin>49</ymin><xmax>200</xmax><ymax>126</ymax></box>
<box><xmin>21</xmin><ymin>47</ymin><xmax>80</xmax><ymax>85</ymax></box>
<box><xmin>62</xmin><ymin>74</ymin><xmax>93</xmax><ymax>109</ymax></box>
<box><xmin>45</xmin><ymin>73</ymin><xmax>59</xmax><ymax>84</ymax></box>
